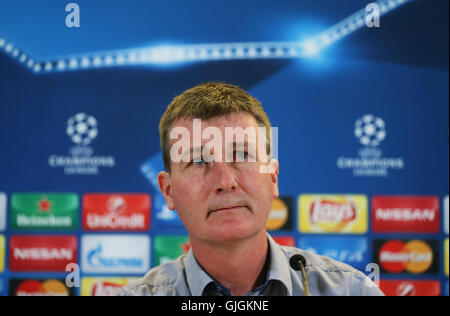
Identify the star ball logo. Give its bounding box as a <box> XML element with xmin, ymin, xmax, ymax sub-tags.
<box><xmin>354</xmin><ymin>114</ymin><xmax>386</xmax><ymax>148</ymax></box>
<box><xmin>66</xmin><ymin>113</ymin><xmax>98</xmax><ymax>146</ymax></box>
<box><xmin>48</xmin><ymin>113</ymin><xmax>115</xmax><ymax>175</ymax></box>
<box><xmin>337</xmin><ymin>114</ymin><xmax>405</xmax><ymax>177</ymax></box>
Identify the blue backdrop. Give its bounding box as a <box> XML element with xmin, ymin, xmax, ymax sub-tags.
<box><xmin>0</xmin><ymin>0</ymin><xmax>448</xmax><ymax>296</ymax></box>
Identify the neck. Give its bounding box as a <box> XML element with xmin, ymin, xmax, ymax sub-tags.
<box><xmin>190</xmin><ymin>230</ymin><xmax>269</xmax><ymax>296</ymax></box>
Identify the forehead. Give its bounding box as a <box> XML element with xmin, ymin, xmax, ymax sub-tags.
<box><xmin>170</xmin><ymin>112</ymin><xmax>259</xmax><ymax>132</ymax></box>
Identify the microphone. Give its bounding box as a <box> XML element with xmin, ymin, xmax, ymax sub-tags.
<box><xmin>289</xmin><ymin>254</ymin><xmax>310</xmax><ymax>296</ymax></box>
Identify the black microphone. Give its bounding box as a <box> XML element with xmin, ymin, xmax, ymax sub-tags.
<box><xmin>289</xmin><ymin>254</ymin><xmax>310</xmax><ymax>296</ymax></box>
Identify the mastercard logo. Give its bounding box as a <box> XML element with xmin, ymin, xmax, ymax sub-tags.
<box><xmin>15</xmin><ymin>279</ymin><xmax>69</xmax><ymax>296</ymax></box>
<box><xmin>445</xmin><ymin>238</ymin><xmax>449</xmax><ymax>277</ymax></box>
<box><xmin>266</xmin><ymin>198</ymin><xmax>289</xmax><ymax>230</ymax></box>
<box><xmin>379</xmin><ymin>240</ymin><xmax>434</xmax><ymax>274</ymax></box>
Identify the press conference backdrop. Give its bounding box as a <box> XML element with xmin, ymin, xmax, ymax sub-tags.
<box><xmin>0</xmin><ymin>0</ymin><xmax>448</xmax><ymax>296</ymax></box>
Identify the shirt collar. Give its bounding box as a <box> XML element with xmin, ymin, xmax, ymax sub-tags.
<box><xmin>265</xmin><ymin>234</ymin><xmax>293</xmax><ymax>296</ymax></box>
<box><xmin>184</xmin><ymin>233</ymin><xmax>293</xmax><ymax>296</ymax></box>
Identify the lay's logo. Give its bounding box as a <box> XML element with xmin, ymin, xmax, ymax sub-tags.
<box><xmin>81</xmin><ymin>277</ymin><xmax>138</xmax><ymax>296</ymax></box>
<box><xmin>298</xmin><ymin>195</ymin><xmax>368</xmax><ymax>233</ymax></box>
<box><xmin>0</xmin><ymin>235</ymin><xmax>4</xmax><ymax>273</ymax></box>
<box><xmin>310</xmin><ymin>199</ymin><xmax>357</xmax><ymax>225</ymax></box>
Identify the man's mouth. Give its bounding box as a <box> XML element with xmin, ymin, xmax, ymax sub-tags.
<box><xmin>207</xmin><ymin>205</ymin><xmax>249</xmax><ymax>217</ymax></box>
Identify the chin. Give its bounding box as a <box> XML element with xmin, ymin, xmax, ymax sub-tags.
<box><xmin>208</xmin><ymin>223</ymin><xmax>259</xmax><ymax>243</ymax></box>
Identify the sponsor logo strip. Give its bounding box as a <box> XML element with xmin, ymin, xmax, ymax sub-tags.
<box><xmin>445</xmin><ymin>196</ymin><xmax>449</xmax><ymax>234</ymax></box>
<box><xmin>10</xmin><ymin>193</ymin><xmax>78</xmax><ymax>230</ymax></box>
<box><xmin>272</xmin><ymin>236</ymin><xmax>295</xmax><ymax>247</ymax></box>
<box><xmin>0</xmin><ymin>193</ymin><xmax>6</xmax><ymax>231</ymax></box>
<box><xmin>153</xmin><ymin>236</ymin><xmax>190</xmax><ymax>266</ymax></box>
<box><xmin>372</xmin><ymin>196</ymin><xmax>440</xmax><ymax>233</ymax></box>
<box><xmin>0</xmin><ymin>235</ymin><xmax>4</xmax><ymax>273</ymax></box>
<box><xmin>9</xmin><ymin>279</ymin><xmax>75</xmax><ymax>296</ymax></box>
<box><xmin>379</xmin><ymin>280</ymin><xmax>441</xmax><ymax>296</ymax></box>
<box><xmin>298</xmin><ymin>236</ymin><xmax>368</xmax><ymax>271</ymax></box>
<box><xmin>266</xmin><ymin>197</ymin><xmax>293</xmax><ymax>231</ymax></box>
<box><xmin>9</xmin><ymin>235</ymin><xmax>77</xmax><ymax>272</ymax></box>
<box><xmin>82</xmin><ymin>193</ymin><xmax>151</xmax><ymax>231</ymax></box>
<box><xmin>81</xmin><ymin>235</ymin><xmax>150</xmax><ymax>274</ymax></box>
<box><xmin>81</xmin><ymin>277</ymin><xmax>138</xmax><ymax>296</ymax></box>
<box><xmin>445</xmin><ymin>238</ymin><xmax>449</xmax><ymax>277</ymax></box>
<box><xmin>374</xmin><ymin>239</ymin><xmax>439</xmax><ymax>275</ymax></box>
<box><xmin>298</xmin><ymin>194</ymin><xmax>368</xmax><ymax>233</ymax></box>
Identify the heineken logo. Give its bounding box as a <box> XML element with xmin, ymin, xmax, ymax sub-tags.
<box><xmin>10</xmin><ymin>193</ymin><xmax>78</xmax><ymax>230</ymax></box>
<box><xmin>38</xmin><ymin>196</ymin><xmax>52</xmax><ymax>213</ymax></box>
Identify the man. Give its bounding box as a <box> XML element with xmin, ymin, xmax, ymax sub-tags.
<box><xmin>119</xmin><ymin>82</ymin><xmax>384</xmax><ymax>296</ymax></box>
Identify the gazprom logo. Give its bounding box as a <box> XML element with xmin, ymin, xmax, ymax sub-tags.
<box><xmin>81</xmin><ymin>235</ymin><xmax>150</xmax><ymax>273</ymax></box>
<box><xmin>87</xmin><ymin>244</ymin><xmax>143</xmax><ymax>269</ymax></box>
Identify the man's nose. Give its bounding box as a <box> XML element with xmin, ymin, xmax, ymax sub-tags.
<box><xmin>213</xmin><ymin>162</ymin><xmax>237</xmax><ymax>194</ymax></box>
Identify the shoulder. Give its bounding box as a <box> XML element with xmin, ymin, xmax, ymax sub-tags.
<box><xmin>280</xmin><ymin>245</ymin><xmax>384</xmax><ymax>296</ymax></box>
<box><xmin>118</xmin><ymin>255</ymin><xmax>189</xmax><ymax>296</ymax></box>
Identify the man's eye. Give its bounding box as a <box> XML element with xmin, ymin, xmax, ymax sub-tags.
<box><xmin>235</xmin><ymin>151</ymin><xmax>249</xmax><ymax>161</ymax></box>
<box><xmin>192</xmin><ymin>157</ymin><xmax>207</xmax><ymax>166</ymax></box>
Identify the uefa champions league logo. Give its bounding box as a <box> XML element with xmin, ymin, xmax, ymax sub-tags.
<box><xmin>66</xmin><ymin>113</ymin><xmax>98</xmax><ymax>146</ymax></box>
<box><xmin>48</xmin><ymin>113</ymin><xmax>115</xmax><ymax>175</ymax></box>
<box><xmin>354</xmin><ymin>114</ymin><xmax>386</xmax><ymax>148</ymax></box>
<box><xmin>337</xmin><ymin>114</ymin><xmax>404</xmax><ymax>177</ymax></box>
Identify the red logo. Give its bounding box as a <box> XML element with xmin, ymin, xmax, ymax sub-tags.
<box><xmin>372</xmin><ymin>196</ymin><xmax>440</xmax><ymax>233</ymax></box>
<box><xmin>37</xmin><ymin>196</ymin><xmax>52</xmax><ymax>213</ymax></box>
<box><xmin>9</xmin><ymin>236</ymin><xmax>77</xmax><ymax>272</ymax></box>
<box><xmin>14</xmin><ymin>279</ymin><xmax>71</xmax><ymax>296</ymax></box>
<box><xmin>273</xmin><ymin>236</ymin><xmax>295</xmax><ymax>247</ymax></box>
<box><xmin>82</xmin><ymin>194</ymin><xmax>151</xmax><ymax>231</ymax></box>
<box><xmin>379</xmin><ymin>280</ymin><xmax>441</xmax><ymax>296</ymax></box>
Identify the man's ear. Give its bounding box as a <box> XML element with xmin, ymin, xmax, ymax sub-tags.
<box><xmin>270</xmin><ymin>159</ymin><xmax>280</xmax><ymax>199</ymax></box>
<box><xmin>158</xmin><ymin>171</ymin><xmax>176</xmax><ymax>210</ymax></box>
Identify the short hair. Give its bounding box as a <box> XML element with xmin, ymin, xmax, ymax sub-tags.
<box><xmin>159</xmin><ymin>82</ymin><xmax>272</xmax><ymax>172</ymax></box>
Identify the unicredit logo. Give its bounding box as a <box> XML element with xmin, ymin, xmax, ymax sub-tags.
<box><xmin>372</xmin><ymin>196</ymin><xmax>440</xmax><ymax>233</ymax></box>
<box><xmin>310</xmin><ymin>199</ymin><xmax>357</xmax><ymax>224</ymax></box>
<box><xmin>82</xmin><ymin>194</ymin><xmax>150</xmax><ymax>231</ymax></box>
<box><xmin>379</xmin><ymin>280</ymin><xmax>441</xmax><ymax>296</ymax></box>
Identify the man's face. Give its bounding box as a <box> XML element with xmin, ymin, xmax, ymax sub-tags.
<box><xmin>158</xmin><ymin>112</ymin><xmax>279</xmax><ymax>244</ymax></box>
